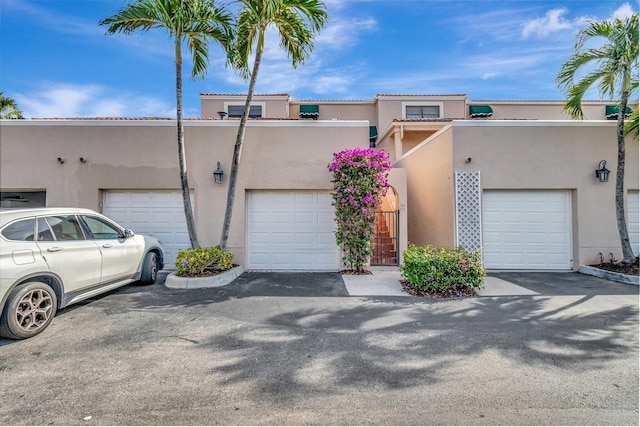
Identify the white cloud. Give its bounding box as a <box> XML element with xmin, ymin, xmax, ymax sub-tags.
<box><xmin>611</xmin><ymin>3</ymin><xmax>636</xmax><ymax>21</ymax></box>
<box><xmin>316</xmin><ymin>16</ymin><xmax>377</xmax><ymax>49</ymax></box>
<box><xmin>17</xmin><ymin>83</ymin><xmax>175</xmax><ymax>118</ymax></box>
<box><xmin>215</xmin><ymin>10</ymin><xmax>376</xmax><ymax>97</ymax></box>
<box><xmin>522</xmin><ymin>8</ymin><xmax>576</xmax><ymax>39</ymax></box>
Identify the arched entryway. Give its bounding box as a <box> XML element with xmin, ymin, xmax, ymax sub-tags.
<box><xmin>372</xmin><ymin>186</ymin><xmax>400</xmax><ymax>266</ymax></box>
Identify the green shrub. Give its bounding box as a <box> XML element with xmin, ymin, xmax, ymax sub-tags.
<box><xmin>400</xmin><ymin>244</ymin><xmax>485</xmax><ymax>292</ymax></box>
<box><xmin>175</xmin><ymin>246</ymin><xmax>234</xmax><ymax>277</ymax></box>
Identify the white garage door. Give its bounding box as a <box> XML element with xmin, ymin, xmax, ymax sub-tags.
<box><xmin>247</xmin><ymin>190</ymin><xmax>340</xmax><ymax>270</ymax></box>
<box><xmin>482</xmin><ymin>190</ymin><xmax>572</xmax><ymax>270</ymax></box>
<box><xmin>103</xmin><ymin>190</ymin><xmax>190</xmax><ymax>269</ymax></box>
<box><xmin>629</xmin><ymin>191</ymin><xmax>639</xmax><ymax>256</ymax></box>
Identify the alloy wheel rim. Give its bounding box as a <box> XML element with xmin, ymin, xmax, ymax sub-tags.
<box><xmin>16</xmin><ymin>289</ymin><xmax>54</xmax><ymax>332</ymax></box>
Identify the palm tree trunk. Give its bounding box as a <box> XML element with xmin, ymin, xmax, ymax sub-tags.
<box><xmin>615</xmin><ymin>90</ymin><xmax>634</xmax><ymax>264</ymax></box>
<box><xmin>219</xmin><ymin>48</ymin><xmax>263</xmax><ymax>250</ymax></box>
<box><xmin>176</xmin><ymin>38</ymin><xmax>200</xmax><ymax>249</ymax></box>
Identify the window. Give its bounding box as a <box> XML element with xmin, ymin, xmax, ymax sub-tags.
<box><xmin>227</xmin><ymin>105</ymin><xmax>263</xmax><ymax>118</ymax></box>
<box><xmin>405</xmin><ymin>105</ymin><xmax>440</xmax><ymax>119</ymax></box>
<box><xmin>1</xmin><ymin>218</ymin><xmax>35</xmax><ymax>241</ymax></box>
<box><xmin>81</xmin><ymin>215</ymin><xmax>122</xmax><ymax>240</ymax></box>
<box><xmin>37</xmin><ymin>218</ymin><xmax>55</xmax><ymax>241</ymax></box>
<box><xmin>45</xmin><ymin>216</ymin><xmax>86</xmax><ymax>241</ymax></box>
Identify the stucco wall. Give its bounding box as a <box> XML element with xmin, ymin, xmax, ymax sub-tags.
<box><xmin>290</xmin><ymin>102</ymin><xmax>377</xmax><ymax>123</ymax></box>
<box><xmin>0</xmin><ymin>119</ymin><xmax>369</xmax><ymax>266</ymax></box>
<box><xmin>451</xmin><ymin>120</ymin><xmax>639</xmax><ymax>268</ymax></box>
<box><xmin>394</xmin><ymin>126</ymin><xmax>455</xmax><ymax>248</ymax></box>
<box><xmin>200</xmin><ymin>95</ymin><xmax>290</xmax><ymax>119</ymax></box>
<box><xmin>377</xmin><ymin>96</ymin><xmax>466</xmax><ymax>136</ymax></box>
<box><xmin>470</xmin><ymin>101</ymin><xmax>639</xmax><ymax>120</ymax></box>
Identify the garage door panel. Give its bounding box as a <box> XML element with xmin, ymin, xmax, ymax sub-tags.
<box><xmin>482</xmin><ymin>190</ymin><xmax>571</xmax><ymax>270</ymax></box>
<box><xmin>504</xmin><ymin>213</ymin><xmax>523</xmax><ymax>224</ymax></box>
<box><xmin>318</xmin><ymin>212</ymin><xmax>334</xmax><ymax>224</ymax></box>
<box><xmin>295</xmin><ymin>212</ymin><xmax>314</xmax><ymax>224</ymax></box>
<box><xmin>104</xmin><ymin>190</ymin><xmax>190</xmax><ymax>269</ymax></box>
<box><xmin>294</xmin><ymin>232</ymin><xmax>314</xmax><ymax>244</ymax></box>
<box><xmin>272</xmin><ymin>212</ymin><xmax>292</xmax><ymax>223</ymax></box>
<box><xmin>294</xmin><ymin>192</ymin><xmax>314</xmax><ymax>204</ymax></box>
<box><xmin>247</xmin><ymin>190</ymin><xmax>340</xmax><ymax>270</ymax></box>
<box><xmin>317</xmin><ymin>232</ymin><xmax>335</xmax><ymax>244</ymax></box>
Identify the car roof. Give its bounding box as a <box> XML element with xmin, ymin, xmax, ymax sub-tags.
<box><xmin>0</xmin><ymin>207</ymin><xmax>100</xmax><ymax>226</ymax></box>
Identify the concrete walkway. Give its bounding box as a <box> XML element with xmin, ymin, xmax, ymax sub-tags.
<box><xmin>342</xmin><ymin>267</ymin><xmax>540</xmax><ymax>297</ymax></box>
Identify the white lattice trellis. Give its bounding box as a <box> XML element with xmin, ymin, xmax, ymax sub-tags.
<box><xmin>455</xmin><ymin>171</ymin><xmax>482</xmax><ymax>252</ymax></box>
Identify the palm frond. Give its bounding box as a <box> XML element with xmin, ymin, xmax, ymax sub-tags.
<box><xmin>625</xmin><ymin>107</ymin><xmax>639</xmax><ymax>139</ymax></box>
<box><xmin>0</xmin><ymin>92</ymin><xmax>24</xmax><ymax>119</ymax></box>
<box><xmin>557</xmin><ymin>13</ymin><xmax>639</xmax><ymax>118</ymax></box>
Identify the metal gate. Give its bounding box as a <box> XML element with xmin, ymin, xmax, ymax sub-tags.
<box><xmin>372</xmin><ymin>210</ymin><xmax>399</xmax><ymax>266</ymax></box>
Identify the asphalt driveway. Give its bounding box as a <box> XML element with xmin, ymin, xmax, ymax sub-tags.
<box><xmin>0</xmin><ymin>272</ymin><xmax>638</xmax><ymax>425</ymax></box>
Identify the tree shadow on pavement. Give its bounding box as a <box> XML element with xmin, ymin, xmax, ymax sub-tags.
<box><xmin>105</xmin><ymin>281</ymin><xmax>640</xmax><ymax>403</ymax></box>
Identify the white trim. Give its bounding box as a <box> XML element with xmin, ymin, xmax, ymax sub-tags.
<box><xmin>402</xmin><ymin>101</ymin><xmax>444</xmax><ymax>119</ymax></box>
<box><xmin>381</xmin><ymin>95</ymin><xmax>466</xmax><ymax>101</ymax></box>
<box><xmin>452</xmin><ymin>119</ymin><xmax>618</xmax><ymax>127</ymax></box>
<box><xmin>394</xmin><ymin>124</ymin><xmax>453</xmax><ymax>164</ymax></box>
<box><xmin>201</xmin><ymin>94</ymin><xmax>289</xmax><ymax>101</ymax></box>
<box><xmin>291</xmin><ymin>99</ymin><xmax>376</xmax><ymax>105</ymax></box>
<box><xmin>0</xmin><ymin>119</ymin><xmax>370</xmax><ymax>128</ymax></box>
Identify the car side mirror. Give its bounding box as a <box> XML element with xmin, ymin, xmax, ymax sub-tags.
<box><xmin>122</xmin><ymin>229</ymin><xmax>134</xmax><ymax>238</ymax></box>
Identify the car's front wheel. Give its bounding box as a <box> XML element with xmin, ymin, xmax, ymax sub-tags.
<box><xmin>139</xmin><ymin>251</ymin><xmax>158</xmax><ymax>285</ymax></box>
<box><xmin>0</xmin><ymin>282</ymin><xmax>58</xmax><ymax>340</ymax></box>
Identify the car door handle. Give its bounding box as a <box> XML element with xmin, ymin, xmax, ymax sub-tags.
<box><xmin>47</xmin><ymin>247</ymin><xmax>63</xmax><ymax>252</ymax></box>
<box><xmin>102</xmin><ymin>243</ymin><xmax>114</xmax><ymax>248</ymax></box>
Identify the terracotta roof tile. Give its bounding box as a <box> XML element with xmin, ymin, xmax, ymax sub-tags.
<box><xmin>33</xmin><ymin>117</ymin><xmax>174</xmax><ymax>120</ymax></box>
<box><xmin>378</xmin><ymin>93</ymin><xmax>467</xmax><ymax>97</ymax></box>
<box><xmin>393</xmin><ymin>118</ymin><xmax>456</xmax><ymax>122</ymax></box>
<box><xmin>200</xmin><ymin>93</ymin><xmax>290</xmax><ymax>97</ymax></box>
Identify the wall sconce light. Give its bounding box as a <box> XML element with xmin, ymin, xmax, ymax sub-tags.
<box><xmin>213</xmin><ymin>162</ymin><xmax>224</xmax><ymax>184</ymax></box>
<box><xmin>217</xmin><ymin>111</ymin><xmax>227</xmax><ymax>120</ymax></box>
<box><xmin>595</xmin><ymin>160</ymin><xmax>610</xmax><ymax>182</ymax></box>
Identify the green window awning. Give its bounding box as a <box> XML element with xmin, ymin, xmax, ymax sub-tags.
<box><xmin>605</xmin><ymin>105</ymin><xmax>632</xmax><ymax>119</ymax></box>
<box><xmin>369</xmin><ymin>125</ymin><xmax>378</xmax><ymax>140</ymax></box>
<box><xmin>469</xmin><ymin>105</ymin><xmax>493</xmax><ymax>118</ymax></box>
<box><xmin>299</xmin><ymin>104</ymin><xmax>319</xmax><ymax>118</ymax></box>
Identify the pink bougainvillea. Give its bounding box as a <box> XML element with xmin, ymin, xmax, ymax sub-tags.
<box><xmin>328</xmin><ymin>148</ymin><xmax>391</xmax><ymax>273</ymax></box>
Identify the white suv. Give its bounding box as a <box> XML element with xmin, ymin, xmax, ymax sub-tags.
<box><xmin>0</xmin><ymin>207</ymin><xmax>164</xmax><ymax>339</ymax></box>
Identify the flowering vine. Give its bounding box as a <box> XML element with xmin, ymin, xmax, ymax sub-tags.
<box><xmin>328</xmin><ymin>148</ymin><xmax>391</xmax><ymax>273</ymax></box>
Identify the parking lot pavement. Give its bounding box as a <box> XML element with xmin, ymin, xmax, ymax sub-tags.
<box><xmin>490</xmin><ymin>271</ymin><xmax>640</xmax><ymax>296</ymax></box>
<box><xmin>0</xmin><ymin>272</ymin><xmax>638</xmax><ymax>425</ymax></box>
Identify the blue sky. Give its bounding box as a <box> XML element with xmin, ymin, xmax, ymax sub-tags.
<box><xmin>1</xmin><ymin>0</ymin><xmax>636</xmax><ymax>118</ymax></box>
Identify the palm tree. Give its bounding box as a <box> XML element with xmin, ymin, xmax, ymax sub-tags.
<box><xmin>0</xmin><ymin>92</ymin><xmax>24</xmax><ymax>119</ymax></box>
<box><xmin>625</xmin><ymin>80</ymin><xmax>639</xmax><ymax>138</ymax></box>
<box><xmin>557</xmin><ymin>14</ymin><xmax>639</xmax><ymax>264</ymax></box>
<box><xmin>101</xmin><ymin>0</ymin><xmax>232</xmax><ymax>248</ymax></box>
<box><xmin>219</xmin><ymin>0</ymin><xmax>328</xmax><ymax>250</ymax></box>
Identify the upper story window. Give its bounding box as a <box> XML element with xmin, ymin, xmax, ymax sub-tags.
<box><xmin>227</xmin><ymin>105</ymin><xmax>263</xmax><ymax>118</ymax></box>
<box><xmin>405</xmin><ymin>105</ymin><xmax>440</xmax><ymax>119</ymax></box>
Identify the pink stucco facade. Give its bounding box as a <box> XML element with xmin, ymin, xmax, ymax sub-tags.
<box><xmin>1</xmin><ymin>92</ymin><xmax>637</xmax><ymax>271</ymax></box>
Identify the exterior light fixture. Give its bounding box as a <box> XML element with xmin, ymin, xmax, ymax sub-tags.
<box><xmin>213</xmin><ymin>162</ymin><xmax>224</xmax><ymax>184</ymax></box>
<box><xmin>595</xmin><ymin>160</ymin><xmax>610</xmax><ymax>182</ymax></box>
<box><xmin>217</xmin><ymin>111</ymin><xmax>227</xmax><ymax>120</ymax></box>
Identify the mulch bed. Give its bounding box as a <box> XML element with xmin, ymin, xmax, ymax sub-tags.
<box><xmin>400</xmin><ymin>280</ymin><xmax>477</xmax><ymax>298</ymax></box>
<box><xmin>589</xmin><ymin>257</ymin><xmax>639</xmax><ymax>276</ymax></box>
<box><xmin>176</xmin><ymin>264</ymin><xmax>240</xmax><ymax>278</ymax></box>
